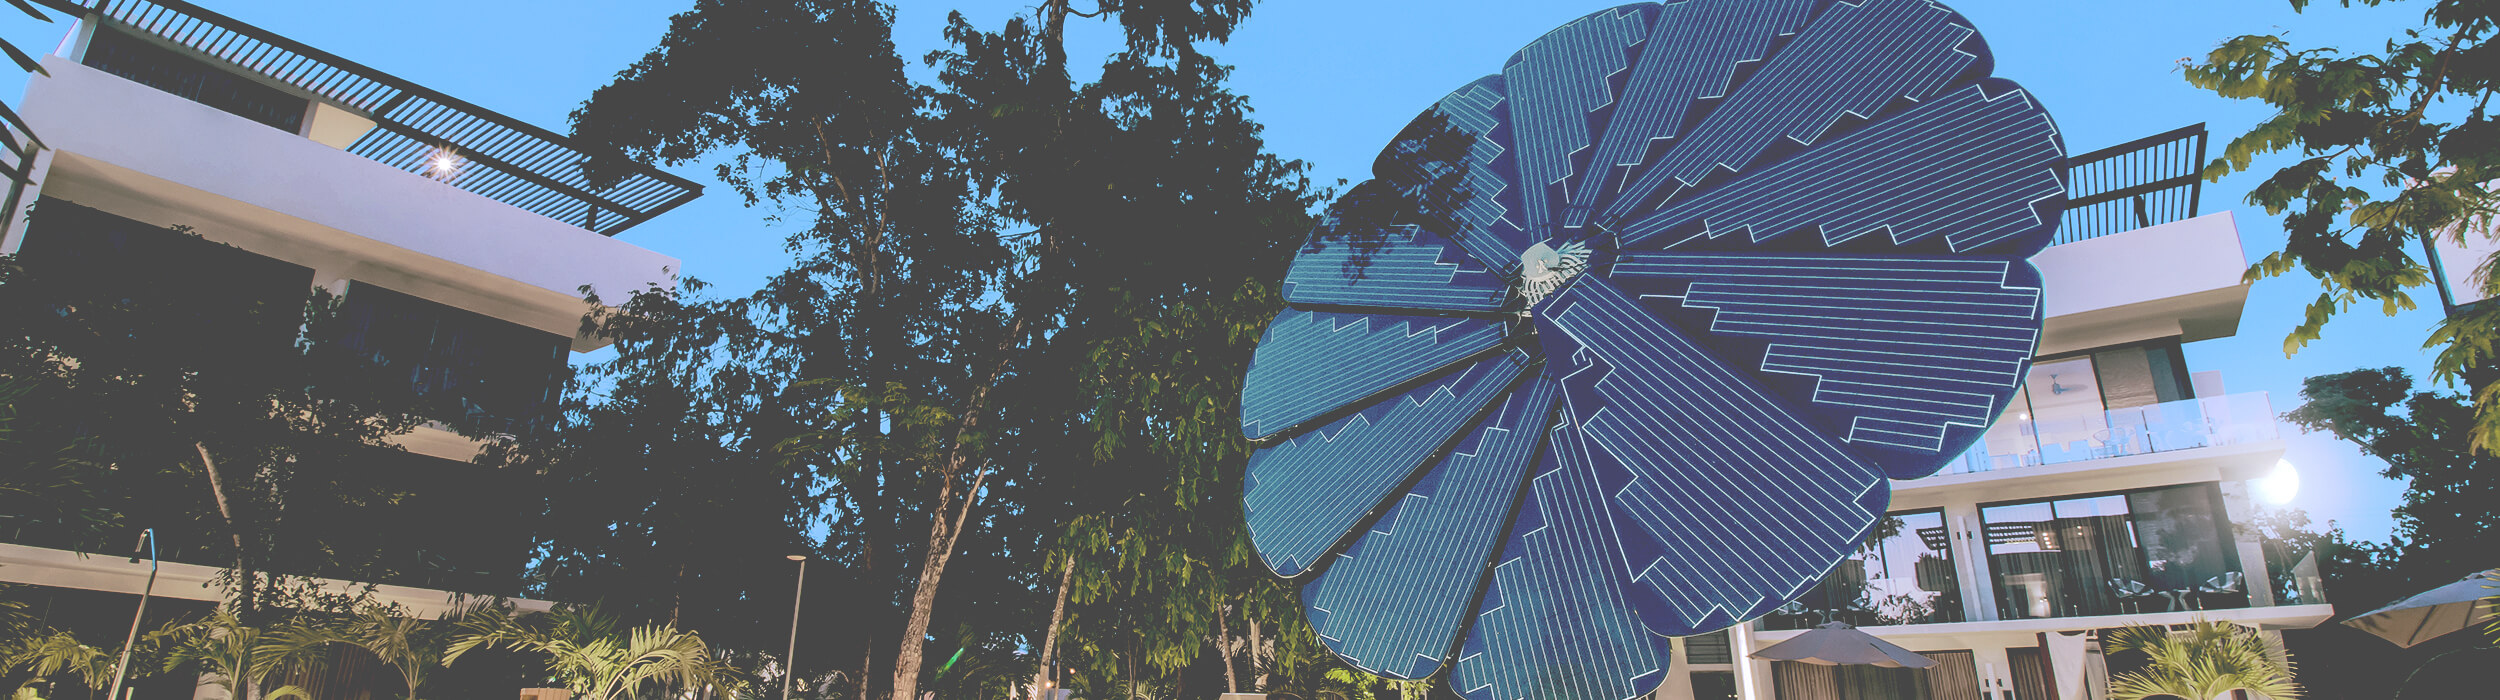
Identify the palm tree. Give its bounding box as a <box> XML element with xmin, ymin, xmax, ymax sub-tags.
<box><xmin>2</xmin><ymin>627</ymin><xmax>111</xmax><ymax>696</ymax></box>
<box><xmin>446</xmin><ymin>603</ymin><xmax>745</xmax><ymax>700</ymax></box>
<box><xmin>157</xmin><ymin>609</ymin><xmax>321</xmax><ymax>700</ymax></box>
<box><xmin>330</xmin><ymin>602</ymin><xmax>479</xmax><ymax>700</ymax></box>
<box><xmin>2103</xmin><ymin>617</ymin><xmax>2301</xmax><ymax>700</ymax></box>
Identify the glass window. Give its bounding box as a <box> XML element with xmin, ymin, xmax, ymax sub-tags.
<box><xmin>1683</xmin><ymin>630</ymin><xmax>1733</xmax><ymax>665</ymax></box>
<box><xmin>1690</xmin><ymin>671</ymin><xmax>1738</xmax><ymax>700</ymax></box>
<box><xmin>1764</xmin><ymin>510</ymin><xmax>1961</xmax><ymax>629</ymax></box>
<box><xmin>2024</xmin><ymin>356</ymin><xmax>2107</xmax><ymax>464</ymax></box>
<box><xmin>1981</xmin><ymin>483</ymin><xmax>2241</xmax><ymax>620</ymax></box>
<box><xmin>1975</xmin><ymin>385</ymin><xmax>2038</xmax><ymax>470</ymax></box>
<box><xmin>12</xmin><ymin>197</ymin><xmax>313</xmax><ymax>354</ymax></box>
<box><xmin>329</xmin><ymin>283</ymin><xmax>567</xmax><ymax>434</ymax></box>
<box><xmin>83</xmin><ymin>27</ymin><xmax>309</xmax><ymax>133</ymax></box>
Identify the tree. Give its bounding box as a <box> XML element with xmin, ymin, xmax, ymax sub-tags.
<box><xmin>2104</xmin><ymin>618</ymin><xmax>2302</xmax><ymax>700</ymax></box>
<box><xmin>156</xmin><ymin>609</ymin><xmax>326</xmax><ymax>700</ymax></box>
<box><xmin>2284</xmin><ymin>367</ymin><xmax>2500</xmax><ymax>584</ymax></box>
<box><xmin>0</xmin><ymin>202</ymin><xmax>518</xmax><ymax>609</ymax></box>
<box><xmin>556</xmin><ymin>2</ymin><xmax>1324</xmax><ymax>700</ymax></box>
<box><xmin>2184</xmin><ymin>0</ymin><xmax>2500</xmax><ymax>451</ymax></box>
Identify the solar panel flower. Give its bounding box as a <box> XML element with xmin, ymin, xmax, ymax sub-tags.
<box><xmin>1236</xmin><ymin>2</ymin><xmax>2064</xmax><ymax>698</ymax></box>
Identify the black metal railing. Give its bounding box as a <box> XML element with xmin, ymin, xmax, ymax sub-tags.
<box><xmin>2059</xmin><ymin>123</ymin><xmax>2208</xmax><ymax>244</ymax></box>
<box><xmin>36</xmin><ymin>0</ymin><xmax>702</xmax><ymax>236</ymax></box>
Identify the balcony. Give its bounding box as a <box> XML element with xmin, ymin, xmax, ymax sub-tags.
<box><xmin>16</xmin><ymin>54</ymin><xmax>677</xmax><ymax>345</ymax></box>
<box><xmin>1939</xmin><ymin>391</ymin><xmax>2279</xmax><ymax>477</ymax></box>
<box><xmin>1759</xmin><ymin>511</ymin><xmax>1965</xmax><ymax>631</ymax></box>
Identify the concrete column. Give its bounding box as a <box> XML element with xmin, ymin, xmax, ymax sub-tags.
<box><xmin>1733</xmin><ymin>624</ymin><xmax>1773</xmax><ymax>700</ymax></box>
<box><xmin>2217</xmin><ymin>481</ymin><xmax>2275</xmax><ymax>606</ymax></box>
<box><xmin>1970</xmin><ymin>645</ymin><xmax>2015</xmax><ymax>700</ymax></box>
<box><xmin>1659</xmin><ymin>636</ymin><xmax>1694</xmax><ymax>700</ymax></box>
<box><xmin>53</xmin><ymin>14</ymin><xmax>97</xmax><ymax>62</ymax></box>
<box><xmin>1944</xmin><ymin>502</ymin><xmax>2000</xmax><ymax>623</ymax></box>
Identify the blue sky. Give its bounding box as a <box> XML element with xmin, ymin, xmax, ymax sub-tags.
<box><xmin>0</xmin><ymin>0</ymin><xmax>2454</xmax><ymax>542</ymax></box>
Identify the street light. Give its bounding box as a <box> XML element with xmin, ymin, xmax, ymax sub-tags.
<box><xmin>784</xmin><ymin>554</ymin><xmax>807</xmax><ymax>700</ymax></box>
<box><xmin>107</xmin><ymin>528</ymin><xmax>157</xmax><ymax>700</ymax></box>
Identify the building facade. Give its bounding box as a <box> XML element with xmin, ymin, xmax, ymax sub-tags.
<box><xmin>1651</xmin><ymin>125</ymin><xmax>2331</xmax><ymax>700</ymax></box>
<box><xmin>0</xmin><ymin>0</ymin><xmax>696</xmax><ymax>679</ymax></box>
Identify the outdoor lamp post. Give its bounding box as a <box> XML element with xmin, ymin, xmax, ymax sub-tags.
<box><xmin>784</xmin><ymin>554</ymin><xmax>807</xmax><ymax>700</ymax></box>
<box><xmin>107</xmin><ymin>528</ymin><xmax>157</xmax><ymax>700</ymax></box>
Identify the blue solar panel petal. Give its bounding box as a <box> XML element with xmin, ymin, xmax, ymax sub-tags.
<box><xmin>1615</xmin><ymin>78</ymin><xmax>2064</xmax><ymax>255</ymax></box>
<box><xmin>1374</xmin><ymin>77</ymin><xmax>1531</xmax><ymax>270</ymax></box>
<box><xmin>1567</xmin><ymin>0</ymin><xmax>1817</xmax><ymax>229</ymax></box>
<box><xmin>1600</xmin><ymin>0</ymin><xmax>1989</xmax><ymax>222</ymax></box>
<box><xmin>1501</xmin><ymin>4</ymin><xmax>1654</xmax><ymax>234</ymax></box>
<box><xmin>1240</xmin><ymin>309</ymin><xmax>1507</xmax><ymax>441</ymax></box>
<box><xmin>1238</xmin><ymin>1</ymin><xmax>2059</xmax><ymax>694</ymax></box>
<box><xmin>1536</xmin><ymin>277</ymin><xmax>1889</xmax><ymax>633</ymax></box>
<box><xmin>1282</xmin><ymin>226</ymin><xmax>1511</xmax><ymax>312</ymax></box>
<box><xmin>1452</xmin><ymin>403</ymin><xmax>1672</xmax><ymax>700</ymax></box>
<box><xmin>1245</xmin><ymin>352</ymin><xmax>1529</xmax><ymax>577</ymax></box>
<box><xmin>1612</xmin><ymin>253</ymin><xmax>2044</xmax><ymax>478</ymax></box>
<box><xmin>1303</xmin><ymin>377</ymin><xmax>1560</xmax><ymax>680</ymax></box>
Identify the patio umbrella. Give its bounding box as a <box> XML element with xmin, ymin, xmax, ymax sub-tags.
<box><xmin>1750</xmin><ymin>622</ymin><xmax>1937</xmax><ymax>668</ymax></box>
<box><xmin>2341</xmin><ymin>568</ymin><xmax>2500</xmax><ymax>648</ymax></box>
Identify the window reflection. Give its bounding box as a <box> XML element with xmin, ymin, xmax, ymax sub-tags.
<box><xmin>1981</xmin><ymin>483</ymin><xmax>2243</xmax><ymax>619</ymax></box>
<box><xmin>1763</xmin><ymin>510</ymin><xmax>1960</xmax><ymax>629</ymax></box>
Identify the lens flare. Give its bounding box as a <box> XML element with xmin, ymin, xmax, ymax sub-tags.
<box><xmin>2256</xmin><ymin>458</ymin><xmax>2301</xmax><ymax>504</ymax></box>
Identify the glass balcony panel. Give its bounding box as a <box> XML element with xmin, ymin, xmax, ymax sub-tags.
<box><xmin>1759</xmin><ymin>511</ymin><xmax>1962</xmax><ymax>630</ymax></box>
<box><xmin>1982</xmin><ymin>483</ymin><xmax>2248</xmax><ymax>621</ymax></box>
<box><xmin>1922</xmin><ymin>391</ymin><xmax>2277</xmax><ymax>479</ymax></box>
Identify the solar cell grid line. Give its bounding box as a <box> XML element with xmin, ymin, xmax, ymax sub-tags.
<box><xmin>1238</xmin><ymin>309</ymin><xmax>1508</xmax><ymax>441</ymax></box>
<box><xmin>1567</xmin><ymin>0</ymin><xmax>1815</xmax><ymax>228</ymax></box>
<box><xmin>1281</xmin><ymin>228</ymin><xmax>1512</xmax><ymax>312</ymax></box>
<box><xmin>1615</xmin><ymin>254</ymin><xmax>2041</xmax><ymax>455</ymax></box>
<box><xmin>1600</xmin><ymin>0</ymin><xmax>1982</xmax><ymax>224</ymax></box>
<box><xmin>1244</xmin><ymin>352</ymin><xmax>1529</xmax><ymax>577</ymax></box>
<box><xmin>1536</xmin><ymin>277</ymin><xmax>1887</xmax><ymax>632</ymax></box>
<box><xmin>1400</xmin><ymin>79</ymin><xmax>1527</xmax><ymax>270</ymax></box>
<box><xmin>1239</xmin><ymin>1</ymin><xmax>2064</xmax><ymax>689</ymax></box>
<box><xmin>1454</xmin><ymin>408</ymin><xmax>1669</xmax><ymax>700</ymax></box>
<box><xmin>1615</xmin><ymin>80</ymin><xmax>2062</xmax><ymax>254</ymax></box>
<box><xmin>1500</xmin><ymin>5</ymin><xmax>1650</xmax><ymax>234</ymax></box>
<box><xmin>1302</xmin><ymin>376</ymin><xmax>1560</xmax><ymax>681</ymax></box>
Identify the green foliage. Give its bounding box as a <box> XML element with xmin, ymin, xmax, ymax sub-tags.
<box><xmin>446</xmin><ymin>604</ymin><xmax>746</xmax><ymax>700</ymax></box>
<box><xmin>0</xmin><ymin>201</ymin><xmax>513</xmax><ymax>596</ymax></box>
<box><xmin>0</xmin><ymin>379</ymin><xmax>115</xmax><ymax>542</ymax></box>
<box><xmin>555</xmin><ymin>1</ymin><xmax>1329</xmax><ymax>699</ymax></box>
<box><xmin>2104</xmin><ymin>618</ymin><xmax>2302</xmax><ymax>700</ymax></box>
<box><xmin>2184</xmin><ymin>0</ymin><xmax>2500</xmax><ymax>452</ymax></box>
<box><xmin>2</xmin><ymin>627</ymin><xmax>111</xmax><ymax>696</ymax></box>
<box><xmin>154</xmin><ymin>609</ymin><xmax>329</xmax><ymax>700</ymax></box>
<box><xmin>2285</xmin><ymin>367</ymin><xmax>2500</xmax><ymax>583</ymax></box>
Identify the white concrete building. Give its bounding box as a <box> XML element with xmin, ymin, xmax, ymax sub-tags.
<box><xmin>1654</xmin><ymin>125</ymin><xmax>2331</xmax><ymax>700</ymax></box>
<box><xmin>0</xmin><ymin>0</ymin><xmax>694</xmax><ymax>660</ymax></box>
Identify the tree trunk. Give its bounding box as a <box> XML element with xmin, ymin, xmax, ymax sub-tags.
<box><xmin>1246</xmin><ymin>614</ymin><xmax>1267</xmax><ymax>691</ymax></box>
<box><xmin>888</xmin><ymin>318</ymin><xmax>1019</xmax><ymax>700</ymax></box>
<box><xmin>1216</xmin><ymin>595</ymin><xmax>1238</xmax><ymax>694</ymax></box>
<box><xmin>197</xmin><ymin>444</ymin><xmax>256</xmax><ymax>617</ymax></box>
<box><xmin>1030</xmin><ymin>556</ymin><xmax>1076</xmax><ymax>700</ymax></box>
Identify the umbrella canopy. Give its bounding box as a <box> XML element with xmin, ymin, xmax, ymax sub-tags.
<box><xmin>2343</xmin><ymin>568</ymin><xmax>2500</xmax><ymax>648</ymax></box>
<box><xmin>1750</xmin><ymin>622</ymin><xmax>1937</xmax><ymax>668</ymax></box>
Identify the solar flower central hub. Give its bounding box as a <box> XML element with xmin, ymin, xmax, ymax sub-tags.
<box><xmin>1240</xmin><ymin>2</ymin><xmax>2065</xmax><ymax>698</ymax></box>
<box><xmin>1514</xmin><ymin>240</ymin><xmax>1589</xmax><ymax>310</ymax></box>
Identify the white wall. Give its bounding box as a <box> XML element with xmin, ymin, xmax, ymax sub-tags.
<box><xmin>2033</xmin><ymin>212</ymin><xmax>2249</xmax><ymax>355</ymax></box>
<box><xmin>14</xmin><ymin>56</ymin><xmax>680</xmax><ymax>347</ymax></box>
